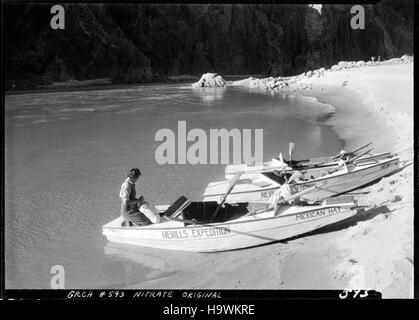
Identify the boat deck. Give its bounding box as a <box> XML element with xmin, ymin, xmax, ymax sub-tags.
<box><xmin>103</xmin><ymin>198</ymin><xmax>356</xmax><ymax>231</ymax></box>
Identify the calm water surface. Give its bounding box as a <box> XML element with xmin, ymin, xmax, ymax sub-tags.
<box><xmin>5</xmin><ymin>84</ymin><xmax>342</xmax><ymax>288</ymax></box>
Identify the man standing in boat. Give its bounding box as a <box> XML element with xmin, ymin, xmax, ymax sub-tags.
<box><xmin>119</xmin><ymin>168</ymin><xmax>161</xmax><ymax>226</ymax></box>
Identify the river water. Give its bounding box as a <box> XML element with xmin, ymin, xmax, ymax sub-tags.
<box><xmin>5</xmin><ymin>84</ymin><xmax>342</xmax><ymax>289</ymax></box>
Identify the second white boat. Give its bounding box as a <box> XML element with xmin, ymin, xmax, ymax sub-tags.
<box><xmin>204</xmin><ymin>154</ymin><xmax>401</xmax><ymax>204</ymax></box>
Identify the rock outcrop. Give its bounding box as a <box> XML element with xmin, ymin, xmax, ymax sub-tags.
<box><xmin>192</xmin><ymin>73</ymin><xmax>226</xmax><ymax>88</ymax></box>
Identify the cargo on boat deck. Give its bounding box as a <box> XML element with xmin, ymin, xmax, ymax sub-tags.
<box><xmin>181</xmin><ymin>201</ymin><xmax>249</xmax><ymax>224</ymax></box>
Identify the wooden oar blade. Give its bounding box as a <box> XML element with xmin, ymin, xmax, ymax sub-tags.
<box><xmin>350</xmin><ymin>142</ymin><xmax>373</xmax><ymax>155</ymax></box>
<box><xmin>334</xmin><ymin>142</ymin><xmax>373</xmax><ymax>160</ymax></box>
<box><xmin>287</xmin><ymin>170</ymin><xmax>302</xmax><ymax>183</ymax></box>
<box><xmin>346</xmin><ymin>148</ymin><xmax>374</xmax><ymax>164</ymax></box>
<box><xmin>289</xmin><ymin>142</ymin><xmax>294</xmax><ymax>162</ymax></box>
<box><xmin>229</xmin><ymin>172</ymin><xmax>242</xmax><ymax>187</ymax></box>
<box><xmin>210</xmin><ymin>172</ymin><xmax>242</xmax><ymax>222</ymax></box>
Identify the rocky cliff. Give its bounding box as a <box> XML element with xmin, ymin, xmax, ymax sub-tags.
<box><xmin>4</xmin><ymin>1</ymin><xmax>413</xmax><ymax>89</ymax></box>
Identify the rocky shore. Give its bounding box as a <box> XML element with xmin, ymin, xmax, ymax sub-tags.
<box><xmin>230</xmin><ymin>55</ymin><xmax>413</xmax><ymax>93</ymax></box>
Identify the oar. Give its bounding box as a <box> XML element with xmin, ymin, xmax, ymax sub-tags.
<box><xmin>349</xmin><ymin>142</ymin><xmax>373</xmax><ymax>155</ymax></box>
<box><xmin>210</xmin><ymin>172</ymin><xmax>241</xmax><ymax>222</ymax></box>
<box><xmin>345</xmin><ymin>148</ymin><xmax>374</xmax><ymax>164</ymax></box>
<box><xmin>287</xmin><ymin>170</ymin><xmax>302</xmax><ymax>183</ymax></box>
<box><xmin>289</xmin><ymin>142</ymin><xmax>294</xmax><ymax>163</ymax></box>
<box><xmin>333</xmin><ymin>142</ymin><xmax>372</xmax><ymax>160</ymax></box>
<box><xmin>279</xmin><ymin>152</ymin><xmax>284</xmax><ymax>165</ymax></box>
<box><xmin>327</xmin><ymin>148</ymin><xmax>373</xmax><ymax>174</ymax></box>
<box><xmin>272</xmin><ymin>152</ymin><xmax>291</xmax><ymax>175</ymax></box>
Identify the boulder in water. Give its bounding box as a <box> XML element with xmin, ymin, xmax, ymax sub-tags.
<box><xmin>192</xmin><ymin>73</ymin><xmax>226</xmax><ymax>88</ymax></box>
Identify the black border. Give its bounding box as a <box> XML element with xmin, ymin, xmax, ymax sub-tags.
<box><xmin>0</xmin><ymin>0</ymin><xmax>416</xmax><ymax>303</ymax></box>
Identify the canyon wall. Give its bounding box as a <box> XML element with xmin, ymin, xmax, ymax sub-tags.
<box><xmin>4</xmin><ymin>2</ymin><xmax>413</xmax><ymax>88</ymax></box>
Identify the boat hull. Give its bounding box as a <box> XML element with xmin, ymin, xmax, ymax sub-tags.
<box><xmin>300</xmin><ymin>156</ymin><xmax>400</xmax><ymax>202</ymax></box>
<box><xmin>225</xmin><ymin>152</ymin><xmax>392</xmax><ymax>180</ymax></box>
<box><xmin>205</xmin><ymin>156</ymin><xmax>400</xmax><ymax>204</ymax></box>
<box><xmin>102</xmin><ymin>203</ymin><xmax>357</xmax><ymax>252</ymax></box>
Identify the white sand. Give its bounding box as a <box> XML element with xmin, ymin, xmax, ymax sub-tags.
<box><xmin>278</xmin><ymin>61</ymin><xmax>414</xmax><ymax>298</ymax></box>
<box><xmin>130</xmin><ymin>61</ymin><xmax>414</xmax><ymax>298</ymax></box>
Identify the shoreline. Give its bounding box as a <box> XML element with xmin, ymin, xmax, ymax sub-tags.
<box><xmin>277</xmin><ymin>62</ymin><xmax>414</xmax><ymax>297</ymax></box>
<box><xmin>5</xmin><ymin>74</ymin><xmax>266</xmax><ymax>96</ymax></box>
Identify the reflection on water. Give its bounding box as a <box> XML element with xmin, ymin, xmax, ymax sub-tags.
<box><xmin>192</xmin><ymin>87</ymin><xmax>226</xmax><ymax>104</ymax></box>
<box><xmin>104</xmin><ymin>242</ymin><xmax>207</xmax><ymax>275</ymax></box>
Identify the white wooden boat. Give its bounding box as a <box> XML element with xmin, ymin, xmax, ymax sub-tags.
<box><xmin>225</xmin><ymin>143</ymin><xmax>387</xmax><ymax>179</ymax></box>
<box><xmin>226</xmin><ymin>151</ymin><xmax>392</xmax><ymax>180</ymax></box>
<box><xmin>204</xmin><ymin>154</ymin><xmax>401</xmax><ymax>204</ymax></box>
<box><xmin>102</xmin><ymin>196</ymin><xmax>360</xmax><ymax>252</ymax></box>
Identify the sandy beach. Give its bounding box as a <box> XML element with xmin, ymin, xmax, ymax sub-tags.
<box><xmin>130</xmin><ymin>60</ymin><xmax>414</xmax><ymax>298</ymax></box>
<box><xmin>280</xmin><ymin>61</ymin><xmax>414</xmax><ymax>298</ymax></box>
